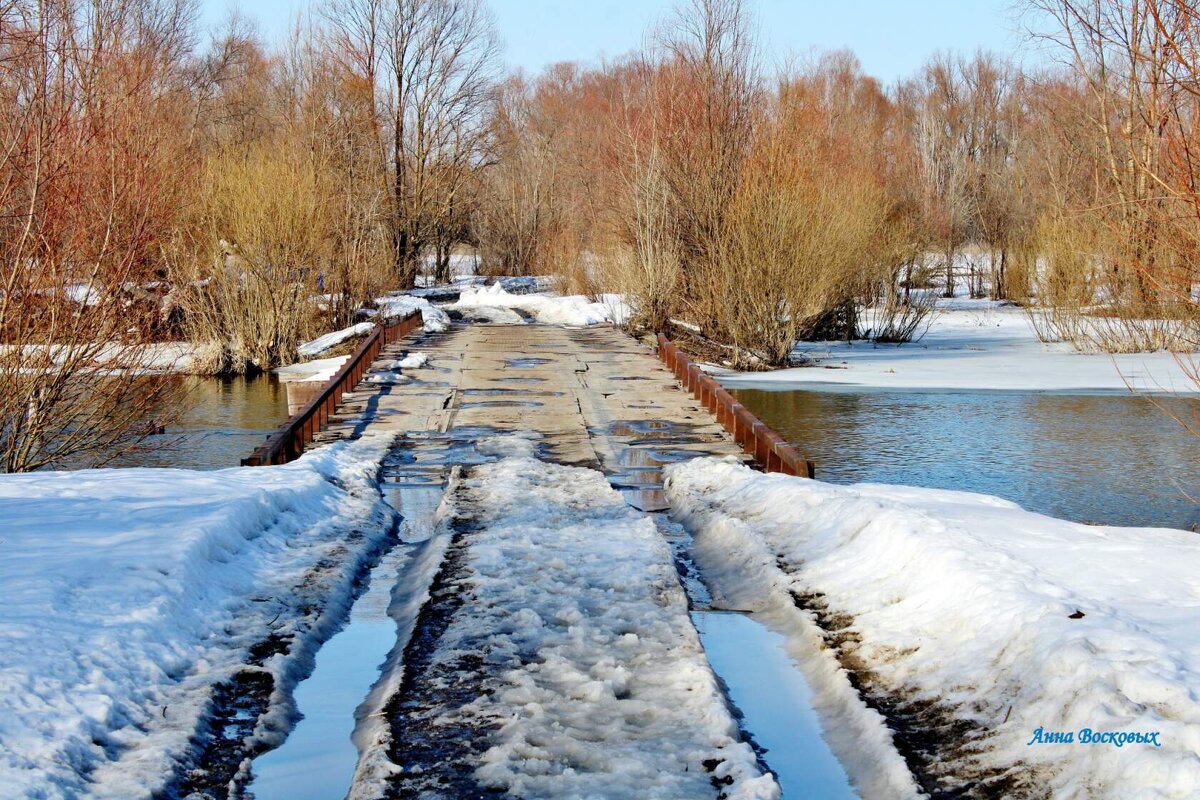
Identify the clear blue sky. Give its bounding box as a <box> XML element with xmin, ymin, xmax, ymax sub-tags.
<box><xmin>200</xmin><ymin>0</ymin><xmax>1043</xmax><ymax>86</ymax></box>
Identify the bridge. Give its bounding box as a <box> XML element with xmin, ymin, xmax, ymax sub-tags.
<box><xmin>213</xmin><ymin>314</ymin><xmax>819</xmax><ymax>798</ymax></box>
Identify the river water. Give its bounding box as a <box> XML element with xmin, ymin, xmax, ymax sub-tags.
<box><xmin>113</xmin><ymin>375</ymin><xmax>290</xmax><ymax>469</ymax></box>
<box><xmin>732</xmin><ymin>387</ymin><xmax>1200</xmax><ymax>530</ymax></box>
<box><xmin>118</xmin><ymin>375</ymin><xmax>1199</xmax><ymax>532</ymax></box>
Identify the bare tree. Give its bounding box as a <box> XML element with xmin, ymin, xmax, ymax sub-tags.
<box><xmin>0</xmin><ymin>0</ymin><xmax>194</xmax><ymax>471</ymax></box>
<box><xmin>471</xmin><ymin>74</ymin><xmax>563</xmax><ymax>277</ymax></box>
<box><xmin>327</xmin><ymin>0</ymin><xmax>499</xmax><ymax>287</ymax></box>
<box><xmin>654</xmin><ymin>0</ymin><xmax>758</xmax><ymax>334</ymax></box>
<box><xmin>1028</xmin><ymin>0</ymin><xmax>1197</xmax><ymax>350</ymax></box>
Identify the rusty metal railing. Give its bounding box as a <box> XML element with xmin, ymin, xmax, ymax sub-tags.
<box><xmin>242</xmin><ymin>311</ymin><xmax>423</xmax><ymax>466</ymax></box>
<box><xmin>656</xmin><ymin>334</ymin><xmax>815</xmax><ymax>478</ymax></box>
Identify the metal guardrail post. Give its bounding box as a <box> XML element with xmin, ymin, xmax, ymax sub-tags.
<box><xmin>654</xmin><ymin>332</ymin><xmax>814</xmax><ymax>479</ymax></box>
<box><xmin>241</xmin><ymin>311</ymin><xmax>421</xmax><ymax>466</ymax></box>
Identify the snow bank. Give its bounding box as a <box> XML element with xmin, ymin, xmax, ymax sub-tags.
<box><xmin>373</xmin><ymin>294</ymin><xmax>450</xmax><ymax>333</ymax></box>
<box><xmin>2</xmin><ymin>342</ymin><xmax>203</xmax><ymax>375</ymax></box>
<box><xmin>450</xmin><ymin>284</ymin><xmax>627</xmax><ymax>327</ymax></box>
<box><xmin>715</xmin><ymin>298</ymin><xmax>1195</xmax><ymax>393</ymax></box>
<box><xmin>274</xmin><ymin>354</ymin><xmax>350</xmax><ymax>383</ymax></box>
<box><xmin>297</xmin><ymin>322</ymin><xmax>374</xmax><ymax>357</ymax></box>
<box><xmin>0</xmin><ymin>436</ymin><xmax>393</xmax><ymax>799</ymax></box>
<box><xmin>666</xmin><ymin>457</ymin><xmax>1200</xmax><ymax>798</ymax></box>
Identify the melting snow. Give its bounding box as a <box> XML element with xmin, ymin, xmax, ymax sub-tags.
<box><xmin>666</xmin><ymin>457</ymin><xmax>1200</xmax><ymax>798</ymax></box>
<box><xmin>0</xmin><ymin>436</ymin><xmax>393</xmax><ymax>799</ymax></box>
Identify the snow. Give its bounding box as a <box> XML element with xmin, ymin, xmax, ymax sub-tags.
<box><xmin>666</xmin><ymin>457</ymin><xmax>1200</xmax><ymax>799</ymax></box>
<box><xmin>714</xmin><ymin>298</ymin><xmax>1196</xmax><ymax>393</ymax></box>
<box><xmin>297</xmin><ymin>323</ymin><xmax>374</xmax><ymax>358</ymax></box>
<box><xmin>415</xmin><ymin>253</ymin><xmax>479</xmax><ymax>283</ymax></box>
<box><xmin>275</xmin><ymin>355</ymin><xmax>351</xmax><ymax>384</ymax></box>
<box><xmin>136</xmin><ymin>342</ymin><xmax>203</xmax><ymax>373</ymax></box>
<box><xmin>354</xmin><ymin>352</ymin><xmax>431</xmax><ymax>386</ymax></box>
<box><xmin>393</xmin><ymin>352</ymin><xmax>428</xmax><ymax>370</ymax></box>
<box><xmin>449</xmin><ymin>284</ymin><xmax>628</xmax><ymax>327</ymax></box>
<box><xmin>372</xmin><ymin>294</ymin><xmax>450</xmax><ymax>333</ymax></box>
<box><xmin>465</xmin><ymin>456</ymin><xmax>778</xmax><ymax>799</ymax></box>
<box><xmin>2</xmin><ymin>341</ymin><xmax>202</xmax><ymax>375</ymax></box>
<box><xmin>0</xmin><ymin>436</ymin><xmax>393</xmax><ymax>799</ymax></box>
<box><xmin>356</xmin><ymin>452</ymin><xmax>778</xmax><ymax>799</ymax></box>
<box><xmin>57</xmin><ymin>283</ymin><xmax>101</xmax><ymax>306</ymax></box>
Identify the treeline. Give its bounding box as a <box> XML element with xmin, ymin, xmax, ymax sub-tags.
<box><xmin>3</xmin><ymin>0</ymin><xmax>1199</xmax><ymax>469</ymax></box>
<box><xmin>478</xmin><ymin>0</ymin><xmax>1200</xmax><ymax>363</ymax></box>
<box><xmin>6</xmin><ymin>0</ymin><xmax>1198</xmax><ymax>363</ymax></box>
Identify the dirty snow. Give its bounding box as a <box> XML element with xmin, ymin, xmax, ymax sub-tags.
<box><xmin>714</xmin><ymin>298</ymin><xmax>1195</xmax><ymax>393</ymax></box>
<box><xmin>372</xmin><ymin>294</ymin><xmax>451</xmax><ymax>333</ymax></box>
<box><xmin>450</xmin><ymin>284</ymin><xmax>628</xmax><ymax>327</ymax></box>
<box><xmin>0</xmin><ymin>436</ymin><xmax>393</xmax><ymax>799</ymax></box>
<box><xmin>357</xmin><ymin>453</ymin><xmax>778</xmax><ymax>799</ymax></box>
<box><xmin>666</xmin><ymin>457</ymin><xmax>1200</xmax><ymax>799</ymax></box>
<box><xmin>298</xmin><ymin>323</ymin><xmax>374</xmax><ymax>358</ymax></box>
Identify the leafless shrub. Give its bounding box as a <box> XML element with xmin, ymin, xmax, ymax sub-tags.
<box><xmin>174</xmin><ymin>145</ymin><xmax>329</xmax><ymax>374</ymax></box>
<box><xmin>0</xmin><ymin>0</ymin><xmax>191</xmax><ymax>472</ymax></box>
<box><xmin>606</xmin><ymin>141</ymin><xmax>683</xmax><ymax>332</ymax></box>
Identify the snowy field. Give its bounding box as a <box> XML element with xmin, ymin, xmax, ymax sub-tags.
<box><xmin>714</xmin><ymin>298</ymin><xmax>1197</xmax><ymax>393</ymax></box>
<box><xmin>0</xmin><ymin>436</ymin><xmax>393</xmax><ymax>799</ymax></box>
<box><xmin>667</xmin><ymin>457</ymin><xmax>1200</xmax><ymax>798</ymax></box>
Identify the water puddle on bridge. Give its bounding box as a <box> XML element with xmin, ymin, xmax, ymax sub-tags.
<box><xmin>607</xmin><ymin>419</ymin><xmax>710</xmax><ymax>512</ymax></box>
<box><xmin>693</xmin><ymin>610</ymin><xmax>858</xmax><ymax>799</ymax></box>
<box><xmin>245</xmin><ymin>486</ymin><xmax>443</xmax><ymax>800</ymax></box>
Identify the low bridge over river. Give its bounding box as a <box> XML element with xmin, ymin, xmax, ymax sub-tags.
<box><xmin>212</xmin><ymin>315</ymin><xmax>826</xmax><ymax>799</ymax></box>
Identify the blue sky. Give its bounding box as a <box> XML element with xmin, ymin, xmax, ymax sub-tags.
<box><xmin>200</xmin><ymin>0</ymin><xmax>1044</xmax><ymax>86</ymax></box>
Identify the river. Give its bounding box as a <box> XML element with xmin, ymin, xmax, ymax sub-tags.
<box><xmin>731</xmin><ymin>386</ymin><xmax>1200</xmax><ymax>530</ymax></box>
<box><xmin>112</xmin><ymin>374</ymin><xmax>290</xmax><ymax>469</ymax></box>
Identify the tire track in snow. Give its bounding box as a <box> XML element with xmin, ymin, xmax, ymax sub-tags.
<box><xmin>357</xmin><ymin>454</ymin><xmax>779</xmax><ymax>800</ymax></box>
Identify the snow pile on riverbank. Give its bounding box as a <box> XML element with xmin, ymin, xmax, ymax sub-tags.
<box><xmin>450</xmin><ymin>284</ymin><xmax>628</xmax><ymax>327</ymax></box>
<box><xmin>275</xmin><ymin>354</ymin><xmax>350</xmax><ymax>383</ymax></box>
<box><xmin>357</xmin><ymin>453</ymin><xmax>778</xmax><ymax>799</ymax></box>
<box><xmin>714</xmin><ymin>298</ymin><xmax>1195</xmax><ymax>393</ymax></box>
<box><xmin>666</xmin><ymin>457</ymin><xmax>1200</xmax><ymax>798</ymax></box>
<box><xmin>298</xmin><ymin>322</ymin><xmax>374</xmax><ymax>357</ymax></box>
<box><xmin>373</xmin><ymin>294</ymin><xmax>451</xmax><ymax>332</ymax></box>
<box><xmin>0</xmin><ymin>436</ymin><xmax>393</xmax><ymax>799</ymax></box>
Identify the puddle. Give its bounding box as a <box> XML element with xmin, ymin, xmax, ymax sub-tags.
<box><xmin>615</xmin><ymin>446</ymin><xmax>698</xmax><ymax>467</ymax></box>
<box><xmin>606</xmin><ymin>419</ymin><xmax>708</xmax><ymax>444</ymax></box>
<box><xmin>621</xmin><ymin>487</ymin><xmax>669</xmax><ymax>512</ymax></box>
<box><xmin>613</xmin><ymin>418</ymin><xmax>672</xmax><ymax>434</ymax></box>
<box><xmin>605</xmin><ymin>420</ymin><xmax>713</xmax><ymax>513</ymax></box>
<box><xmin>503</xmin><ymin>357</ymin><xmax>551</xmax><ymax>368</ymax></box>
<box><xmin>459</xmin><ymin>400</ymin><xmax>544</xmax><ymax>408</ymax></box>
<box><xmin>245</xmin><ymin>486</ymin><xmax>443</xmax><ymax>800</ymax></box>
<box><xmin>462</xmin><ymin>388</ymin><xmax>564</xmax><ymax>397</ymax></box>
<box><xmin>693</xmin><ymin>611</ymin><xmax>858</xmax><ymax>799</ymax></box>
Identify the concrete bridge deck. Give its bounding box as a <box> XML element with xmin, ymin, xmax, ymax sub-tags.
<box><xmin>317</xmin><ymin>321</ymin><xmax>749</xmax><ymax>506</ymax></box>
<box><xmin>299</xmin><ymin>321</ymin><xmax>779</xmax><ymax>797</ymax></box>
